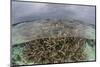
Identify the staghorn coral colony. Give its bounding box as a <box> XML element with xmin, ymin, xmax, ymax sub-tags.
<box><xmin>11</xmin><ymin>19</ymin><xmax>95</xmax><ymax>66</ymax></box>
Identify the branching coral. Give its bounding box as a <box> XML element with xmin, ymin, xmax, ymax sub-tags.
<box><xmin>21</xmin><ymin>37</ymin><xmax>87</xmax><ymax>64</ymax></box>
<box><xmin>12</xmin><ymin>19</ymin><xmax>95</xmax><ymax>65</ymax></box>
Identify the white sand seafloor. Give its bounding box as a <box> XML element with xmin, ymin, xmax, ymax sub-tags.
<box><xmin>12</xmin><ymin>19</ymin><xmax>96</xmax><ymax>65</ymax></box>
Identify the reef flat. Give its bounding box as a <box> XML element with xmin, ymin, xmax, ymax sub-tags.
<box><xmin>11</xmin><ymin>19</ymin><xmax>95</xmax><ymax>66</ymax></box>
<box><xmin>12</xmin><ymin>37</ymin><xmax>95</xmax><ymax>65</ymax></box>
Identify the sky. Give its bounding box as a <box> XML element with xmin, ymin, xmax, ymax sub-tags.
<box><xmin>11</xmin><ymin>1</ymin><xmax>96</xmax><ymax>25</ymax></box>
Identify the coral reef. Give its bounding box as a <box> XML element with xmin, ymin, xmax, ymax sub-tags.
<box><xmin>21</xmin><ymin>37</ymin><xmax>87</xmax><ymax>64</ymax></box>
<box><xmin>11</xmin><ymin>19</ymin><xmax>95</xmax><ymax>65</ymax></box>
